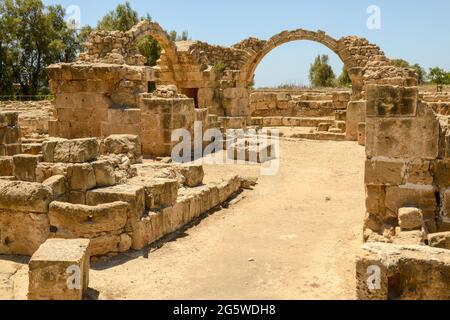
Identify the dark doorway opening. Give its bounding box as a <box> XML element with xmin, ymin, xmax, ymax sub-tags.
<box><xmin>181</xmin><ymin>88</ymin><xmax>199</xmax><ymax>108</ymax></box>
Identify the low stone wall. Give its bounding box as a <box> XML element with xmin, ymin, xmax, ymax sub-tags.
<box><xmin>421</xmin><ymin>92</ymin><xmax>450</xmax><ymax>115</ymax></box>
<box><xmin>249</xmin><ymin>89</ymin><xmax>351</xmax><ymax>117</ymax></box>
<box><xmin>0</xmin><ymin>101</ymin><xmax>55</xmax><ymax>137</ymax></box>
<box><xmin>356</xmin><ymin>242</ymin><xmax>450</xmax><ymax>300</ymax></box>
<box><xmin>0</xmin><ymin>135</ymin><xmax>245</xmax><ymax>257</ymax></box>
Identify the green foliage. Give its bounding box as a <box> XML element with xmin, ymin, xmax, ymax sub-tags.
<box><xmin>412</xmin><ymin>63</ymin><xmax>426</xmax><ymax>85</ymax></box>
<box><xmin>0</xmin><ymin>0</ymin><xmax>80</xmax><ymax>96</ymax></box>
<box><xmin>428</xmin><ymin>67</ymin><xmax>450</xmax><ymax>91</ymax></box>
<box><xmin>97</xmin><ymin>1</ymin><xmax>139</xmax><ymax>31</ymax></box>
<box><xmin>136</xmin><ymin>35</ymin><xmax>161</xmax><ymax>67</ymax></box>
<box><xmin>337</xmin><ymin>67</ymin><xmax>351</xmax><ymax>87</ymax></box>
<box><xmin>213</xmin><ymin>61</ymin><xmax>227</xmax><ymax>74</ymax></box>
<box><xmin>308</xmin><ymin>55</ymin><xmax>336</xmax><ymax>88</ymax></box>
<box><xmin>168</xmin><ymin>30</ymin><xmax>190</xmax><ymax>41</ymax></box>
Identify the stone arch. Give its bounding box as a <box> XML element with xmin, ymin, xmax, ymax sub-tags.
<box><xmin>240</xmin><ymin>30</ymin><xmax>345</xmax><ymax>81</ymax></box>
<box><xmin>238</xmin><ymin>29</ymin><xmax>387</xmax><ymax>99</ymax></box>
<box><xmin>127</xmin><ymin>20</ymin><xmax>179</xmax><ymax>67</ymax></box>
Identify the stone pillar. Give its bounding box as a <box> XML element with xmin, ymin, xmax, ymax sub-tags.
<box><xmin>346</xmin><ymin>100</ymin><xmax>366</xmax><ymax>141</ymax></box>
<box><xmin>364</xmin><ymin>84</ymin><xmax>440</xmax><ymax>236</ymax></box>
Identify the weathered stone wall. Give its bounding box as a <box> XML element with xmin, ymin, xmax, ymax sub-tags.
<box><xmin>422</xmin><ymin>92</ymin><xmax>450</xmax><ymax>116</ymax></box>
<box><xmin>250</xmin><ymin>89</ymin><xmax>350</xmax><ymax>117</ymax></box>
<box><xmin>362</xmin><ymin>81</ymin><xmax>450</xmax><ymax>238</ymax></box>
<box><xmin>0</xmin><ymin>135</ymin><xmax>246</xmax><ymax>257</ymax></box>
<box><xmin>0</xmin><ymin>101</ymin><xmax>55</xmax><ymax>137</ymax></box>
<box><xmin>0</xmin><ymin>112</ymin><xmax>22</xmax><ymax>156</ymax></box>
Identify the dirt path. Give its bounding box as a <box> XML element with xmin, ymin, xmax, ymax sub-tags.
<box><xmin>3</xmin><ymin>139</ymin><xmax>366</xmax><ymax>300</ymax></box>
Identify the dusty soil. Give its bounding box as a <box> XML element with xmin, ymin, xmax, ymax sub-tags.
<box><xmin>0</xmin><ymin>139</ymin><xmax>365</xmax><ymax>300</ymax></box>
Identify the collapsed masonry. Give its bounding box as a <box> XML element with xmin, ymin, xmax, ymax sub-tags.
<box><xmin>0</xmin><ymin>134</ymin><xmax>248</xmax><ymax>259</ymax></box>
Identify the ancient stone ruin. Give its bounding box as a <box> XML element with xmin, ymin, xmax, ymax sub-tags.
<box><xmin>1</xmin><ymin>20</ymin><xmax>450</xmax><ymax>300</ymax></box>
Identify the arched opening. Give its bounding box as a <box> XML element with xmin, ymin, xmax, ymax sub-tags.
<box><xmin>252</xmin><ymin>40</ymin><xmax>346</xmax><ymax>89</ymax></box>
<box><xmin>241</xmin><ymin>30</ymin><xmax>358</xmax><ymax>95</ymax></box>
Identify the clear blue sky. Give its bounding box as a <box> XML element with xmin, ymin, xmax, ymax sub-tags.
<box><xmin>44</xmin><ymin>0</ymin><xmax>450</xmax><ymax>87</ymax></box>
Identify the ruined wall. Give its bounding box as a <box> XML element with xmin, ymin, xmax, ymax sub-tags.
<box><xmin>250</xmin><ymin>90</ymin><xmax>350</xmax><ymax>117</ymax></box>
<box><xmin>0</xmin><ymin>135</ymin><xmax>245</xmax><ymax>257</ymax></box>
<box><xmin>0</xmin><ymin>112</ymin><xmax>22</xmax><ymax>156</ymax></box>
<box><xmin>363</xmin><ymin>80</ymin><xmax>450</xmax><ymax>237</ymax></box>
<box><xmin>0</xmin><ymin>101</ymin><xmax>55</xmax><ymax>137</ymax></box>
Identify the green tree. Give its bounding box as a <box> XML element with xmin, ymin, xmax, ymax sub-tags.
<box><xmin>428</xmin><ymin>67</ymin><xmax>450</xmax><ymax>92</ymax></box>
<box><xmin>337</xmin><ymin>67</ymin><xmax>351</xmax><ymax>87</ymax></box>
<box><xmin>309</xmin><ymin>54</ymin><xmax>336</xmax><ymax>87</ymax></box>
<box><xmin>168</xmin><ymin>30</ymin><xmax>190</xmax><ymax>41</ymax></box>
<box><xmin>97</xmin><ymin>1</ymin><xmax>139</xmax><ymax>31</ymax></box>
<box><xmin>0</xmin><ymin>0</ymin><xmax>80</xmax><ymax>97</ymax></box>
<box><xmin>412</xmin><ymin>63</ymin><xmax>426</xmax><ymax>85</ymax></box>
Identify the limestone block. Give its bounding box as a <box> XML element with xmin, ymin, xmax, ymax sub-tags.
<box><xmin>13</xmin><ymin>154</ymin><xmax>40</xmax><ymax>182</ymax></box>
<box><xmin>118</xmin><ymin>233</ymin><xmax>132</xmax><ymax>252</ymax></box>
<box><xmin>67</xmin><ymin>164</ymin><xmax>96</xmax><ymax>191</ymax></box>
<box><xmin>356</xmin><ymin>243</ymin><xmax>450</xmax><ymax>300</ymax></box>
<box><xmin>0</xmin><ymin>209</ymin><xmax>49</xmax><ymax>255</ymax></box>
<box><xmin>0</xmin><ymin>126</ymin><xmax>21</xmax><ymax>145</ymax></box>
<box><xmin>69</xmin><ymin>191</ymin><xmax>86</xmax><ymax>205</ymax></box>
<box><xmin>391</xmin><ymin>230</ymin><xmax>424</xmax><ymax>246</ymax></box>
<box><xmin>398</xmin><ymin>207</ymin><xmax>423</xmax><ymax>230</ymax></box>
<box><xmin>0</xmin><ymin>180</ymin><xmax>53</xmax><ymax>213</ymax></box>
<box><xmin>365</xmin><ymin>104</ymin><xmax>439</xmax><ymax>159</ymax></box>
<box><xmin>240</xmin><ymin>176</ymin><xmax>258</xmax><ymax>189</ymax></box>
<box><xmin>346</xmin><ymin>101</ymin><xmax>365</xmax><ymax>141</ymax></box>
<box><xmin>86</xmin><ymin>184</ymin><xmax>145</xmax><ymax>223</ymax></box>
<box><xmin>49</xmin><ymin>201</ymin><xmax>128</xmax><ymax>238</ymax></box>
<box><xmin>217</xmin><ymin>175</ymin><xmax>241</xmax><ymax>203</ymax></box>
<box><xmin>28</xmin><ymin>239</ymin><xmax>90</xmax><ymax>300</ymax></box>
<box><xmin>127</xmin><ymin>177</ymin><xmax>178</xmax><ymax>210</ymax></box>
<box><xmin>0</xmin><ymin>157</ymin><xmax>13</xmax><ymax>176</ymax></box>
<box><xmin>433</xmin><ymin>160</ymin><xmax>450</xmax><ymax>188</ymax></box>
<box><xmin>317</xmin><ymin>123</ymin><xmax>331</xmax><ymax>132</ymax></box>
<box><xmin>366</xmin><ymin>85</ymin><xmax>418</xmax><ymax>117</ymax></box>
<box><xmin>335</xmin><ymin>110</ymin><xmax>347</xmax><ymax>121</ymax></box>
<box><xmin>171</xmin><ymin>198</ymin><xmax>190</xmax><ymax>229</ymax></box>
<box><xmin>92</xmin><ymin>160</ymin><xmax>116</xmax><ymax>187</ymax></box>
<box><xmin>358</xmin><ymin>122</ymin><xmax>366</xmax><ymax>146</ymax></box>
<box><xmin>441</xmin><ymin>189</ymin><xmax>450</xmax><ymax>221</ymax></box>
<box><xmin>364</xmin><ymin>160</ymin><xmax>405</xmax><ymax>185</ymax></box>
<box><xmin>43</xmin><ymin>138</ymin><xmax>99</xmax><ymax>163</ymax></box>
<box><xmin>88</xmin><ymin>234</ymin><xmax>121</xmax><ymax>256</ymax></box>
<box><xmin>0</xmin><ymin>112</ymin><xmax>19</xmax><ymax>127</ymax></box>
<box><xmin>406</xmin><ymin>160</ymin><xmax>433</xmax><ymax>185</ymax></box>
<box><xmin>178</xmin><ymin>164</ymin><xmax>204</xmax><ymax>187</ymax></box>
<box><xmin>42</xmin><ymin>175</ymin><xmax>66</xmax><ymax>198</ymax></box>
<box><xmin>101</xmin><ymin>134</ymin><xmax>142</xmax><ymax>162</ymax></box>
<box><xmin>428</xmin><ymin>232</ymin><xmax>450</xmax><ymax>250</ymax></box>
<box><xmin>385</xmin><ymin>185</ymin><xmax>437</xmax><ymax>222</ymax></box>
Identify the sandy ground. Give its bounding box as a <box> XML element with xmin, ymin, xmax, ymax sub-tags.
<box><xmin>0</xmin><ymin>139</ymin><xmax>365</xmax><ymax>300</ymax></box>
